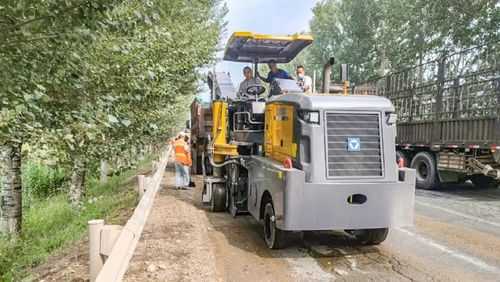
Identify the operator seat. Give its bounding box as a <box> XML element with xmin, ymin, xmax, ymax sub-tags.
<box><xmin>229</xmin><ymin>84</ymin><xmax>266</xmax><ymax>145</ymax></box>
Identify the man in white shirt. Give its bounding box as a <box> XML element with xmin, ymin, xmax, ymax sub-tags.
<box><xmin>296</xmin><ymin>65</ymin><xmax>313</xmax><ymax>93</ymax></box>
<box><xmin>238</xmin><ymin>66</ymin><xmax>263</xmax><ymax>99</ymax></box>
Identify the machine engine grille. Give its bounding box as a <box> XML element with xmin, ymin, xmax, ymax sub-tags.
<box><xmin>325</xmin><ymin>112</ymin><xmax>383</xmax><ymax>177</ymax></box>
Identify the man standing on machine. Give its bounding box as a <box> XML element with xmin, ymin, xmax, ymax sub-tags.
<box><xmin>257</xmin><ymin>60</ymin><xmax>293</xmax><ymax>97</ymax></box>
<box><xmin>296</xmin><ymin>65</ymin><xmax>313</xmax><ymax>93</ymax></box>
<box><xmin>257</xmin><ymin>59</ymin><xmax>293</xmax><ymax>83</ymax></box>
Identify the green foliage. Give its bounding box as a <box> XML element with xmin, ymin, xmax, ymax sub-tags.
<box><xmin>0</xmin><ymin>166</ymin><xmax>139</xmax><ymax>281</ymax></box>
<box><xmin>0</xmin><ymin>0</ymin><xmax>225</xmax><ymax>220</ymax></box>
<box><xmin>22</xmin><ymin>162</ymin><xmax>66</xmax><ymax>199</ymax></box>
<box><xmin>303</xmin><ymin>0</ymin><xmax>500</xmax><ymax>83</ymax></box>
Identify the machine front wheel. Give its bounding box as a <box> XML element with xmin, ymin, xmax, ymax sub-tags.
<box><xmin>349</xmin><ymin>228</ymin><xmax>389</xmax><ymax>245</ymax></box>
<box><xmin>263</xmin><ymin>202</ymin><xmax>287</xmax><ymax>249</ymax></box>
<box><xmin>210</xmin><ymin>183</ymin><xmax>226</xmax><ymax>212</ymax></box>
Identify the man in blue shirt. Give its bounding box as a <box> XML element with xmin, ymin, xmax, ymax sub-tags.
<box><xmin>257</xmin><ymin>59</ymin><xmax>293</xmax><ymax>83</ymax></box>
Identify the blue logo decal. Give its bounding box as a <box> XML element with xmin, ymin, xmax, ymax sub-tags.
<box><xmin>347</xmin><ymin>137</ymin><xmax>361</xmax><ymax>152</ymax></box>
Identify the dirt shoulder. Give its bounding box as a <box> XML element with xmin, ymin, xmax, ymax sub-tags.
<box><xmin>124</xmin><ymin>171</ymin><xmax>218</xmax><ymax>282</ymax></box>
<box><xmin>124</xmin><ymin>172</ymin><xmax>295</xmax><ymax>282</ymax></box>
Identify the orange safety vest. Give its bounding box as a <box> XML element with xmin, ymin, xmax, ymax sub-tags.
<box><xmin>174</xmin><ymin>139</ymin><xmax>190</xmax><ymax>166</ymax></box>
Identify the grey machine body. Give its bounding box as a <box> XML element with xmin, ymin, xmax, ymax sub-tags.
<box><xmin>243</xmin><ymin>93</ymin><xmax>416</xmax><ymax>231</ymax></box>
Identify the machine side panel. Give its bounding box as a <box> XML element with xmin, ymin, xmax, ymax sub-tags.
<box><xmin>246</xmin><ymin>156</ymin><xmax>287</xmax><ymax>222</ymax></box>
<box><xmin>212</xmin><ymin>101</ymin><xmax>238</xmax><ymax>162</ymax></box>
<box><xmin>265</xmin><ymin>103</ymin><xmax>298</xmax><ymax>163</ymax></box>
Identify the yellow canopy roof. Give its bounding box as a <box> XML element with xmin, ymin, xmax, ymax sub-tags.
<box><xmin>223</xmin><ymin>31</ymin><xmax>313</xmax><ymax>63</ymax></box>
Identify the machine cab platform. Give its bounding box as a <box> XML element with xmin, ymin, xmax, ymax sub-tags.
<box><xmin>223</xmin><ymin>31</ymin><xmax>313</xmax><ymax>63</ymax></box>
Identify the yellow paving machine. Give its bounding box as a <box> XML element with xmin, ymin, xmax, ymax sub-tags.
<box><xmin>198</xmin><ymin>32</ymin><xmax>416</xmax><ymax>249</ymax></box>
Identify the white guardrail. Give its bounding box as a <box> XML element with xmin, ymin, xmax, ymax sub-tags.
<box><xmin>88</xmin><ymin>145</ymin><xmax>172</xmax><ymax>282</ymax></box>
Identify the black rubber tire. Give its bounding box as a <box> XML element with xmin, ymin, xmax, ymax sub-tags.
<box><xmin>470</xmin><ymin>175</ymin><xmax>498</xmax><ymax>189</ymax></box>
<box><xmin>410</xmin><ymin>151</ymin><xmax>440</xmax><ymax>190</ymax></box>
<box><xmin>352</xmin><ymin>228</ymin><xmax>389</xmax><ymax>245</ymax></box>
<box><xmin>210</xmin><ymin>183</ymin><xmax>226</xmax><ymax>212</ymax></box>
<box><xmin>263</xmin><ymin>202</ymin><xmax>287</xmax><ymax>249</ymax></box>
<box><xmin>396</xmin><ymin>150</ymin><xmax>409</xmax><ymax>167</ymax></box>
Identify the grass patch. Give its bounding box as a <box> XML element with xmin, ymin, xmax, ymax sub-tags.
<box><xmin>0</xmin><ymin>156</ymin><xmax>154</xmax><ymax>281</ymax></box>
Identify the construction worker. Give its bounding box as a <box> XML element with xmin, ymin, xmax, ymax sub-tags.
<box><xmin>173</xmin><ymin>133</ymin><xmax>191</xmax><ymax>189</ymax></box>
<box><xmin>183</xmin><ymin>135</ymin><xmax>193</xmax><ymax>186</ymax></box>
<box><xmin>296</xmin><ymin>65</ymin><xmax>312</xmax><ymax>93</ymax></box>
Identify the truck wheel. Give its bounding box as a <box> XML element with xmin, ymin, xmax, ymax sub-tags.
<box><xmin>470</xmin><ymin>175</ymin><xmax>498</xmax><ymax>189</ymax></box>
<box><xmin>396</xmin><ymin>150</ymin><xmax>408</xmax><ymax>167</ymax></box>
<box><xmin>351</xmin><ymin>228</ymin><xmax>389</xmax><ymax>245</ymax></box>
<box><xmin>411</xmin><ymin>151</ymin><xmax>439</xmax><ymax>190</ymax></box>
<box><xmin>263</xmin><ymin>202</ymin><xmax>287</xmax><ymax>249</ymax></box>
<box><xmin>210</xmin><ymin>183</ymin><xmax>226</xmax><ymax>212</ymax></box>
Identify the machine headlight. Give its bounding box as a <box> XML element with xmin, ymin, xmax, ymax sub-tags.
<box><xmin>298</xmin><ymin>110</ymin><xmax>320</xmax><ymax>124</ymax></box>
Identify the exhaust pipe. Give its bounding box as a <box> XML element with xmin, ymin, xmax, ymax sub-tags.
<box><xmin>322</xmin><ymin>57</ymin><xmax>335</xmax><ymax>93</ymax></box>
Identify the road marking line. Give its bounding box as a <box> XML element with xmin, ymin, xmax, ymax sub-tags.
<box><xmin>397</xmin><ymin>228</ymin><xmax>500</xmax><ymax>273</ymax></box>
<box><xmin>415</xmin><ymin>200</ymin><xmax>500</xmax><ymax>228</ymax></box>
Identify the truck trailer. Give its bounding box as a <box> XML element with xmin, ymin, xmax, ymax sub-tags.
<box><xmin>354</xmin><ymin>44</ymin><xmax>500</xmax><ymax>189</ymax></box>
<box><xmin>197</xmin><ymin>31</ymin><xmax>416</xmax><ymax>249</ymax></box>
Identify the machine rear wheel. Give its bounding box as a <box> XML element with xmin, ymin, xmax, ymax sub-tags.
<box><xmin>350</xmin><ymin>228</ymin><xmax>389</xmax><ymax>245</ymax></box>
<box><xmin>411</xmin><ymin>151</ymin><xmax>439</xmax><ymax>190</ymax></box>
<box><xmin>263</xmin><ymin>202</ymin><xmax>287</xmax><ymax>249</ymax></box>
<box><xmin>470</xmin><ymin>175</ymin><xmax>498</xmax><ymax>189</ymax></box>
<box><xmin>210</xmin><ymin>183</ymin><xmax>226</xmax><ymax>212</ymax></box>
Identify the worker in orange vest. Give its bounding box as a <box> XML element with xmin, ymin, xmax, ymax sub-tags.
<box><xmin>173</xmin><ymin>133</ymin><xmax>191</xmax><ymax>189</ymax></box>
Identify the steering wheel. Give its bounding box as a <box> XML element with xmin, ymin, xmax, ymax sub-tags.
<box><xmin>246</xmin><ymin>85</ymin><xmax>266</xmax><ymax>96</ymax></box>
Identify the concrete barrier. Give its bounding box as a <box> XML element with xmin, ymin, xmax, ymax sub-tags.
<box><xmin>88</xmin><ymin>145</ymin><xmax>172</xmax><ymax>282</ymax></box>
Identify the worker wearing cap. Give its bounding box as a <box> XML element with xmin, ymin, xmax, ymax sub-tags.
<box><xmin>173</xmin><ymin>133</ymin><xmax>191</xmax><ymax>189</ymax></box>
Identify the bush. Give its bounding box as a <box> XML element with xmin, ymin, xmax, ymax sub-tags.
<box><xmin>0</xmin><ymin>154</ymin><xmax>153</xmax><ymax>280</ymax></box>
<box><xmin>22</xmin><ymin>163</ymin><xmax>67</xmax><ymax>199</ymax></box>
<box><xmin>0</xmin><ymin>169</ymin><xmax>138</xmax><ymax>281</ymax></box>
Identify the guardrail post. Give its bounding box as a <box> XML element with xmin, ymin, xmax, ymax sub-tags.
<box><xmin>137</xmin><ymin>175</ymin><xmax>146</xmax><ymax>198</ymax></box>
<box><xmin>89</xmin><ymin>219</ymin><xmax>105</xmax><ymax>282</ymax></box>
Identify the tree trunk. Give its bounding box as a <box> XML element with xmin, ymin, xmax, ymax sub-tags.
<box><xmin>69</xmin><ymin>158</ymin><xmax>86</xmax><ymax>207</ymax></box>
<box><xmin>0</xmin><ymin>142</ymin><xmax>22</xmax><ymax>234</ymax></box>
<box><xmin>99</xmin><ymin>160</ymin><xmax>108</xmax><ymax>184</ymax></box>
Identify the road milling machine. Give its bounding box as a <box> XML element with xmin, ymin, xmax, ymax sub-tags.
<box><xmin>199</xmin><ymin>32</ymin><xmax>416</xmax><ymax>249</ymax></box>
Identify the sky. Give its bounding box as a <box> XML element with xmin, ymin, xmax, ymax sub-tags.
<box><xmin>215</xmin><ymin>0</ymin><xmax>318</xmax><ymax>88</ymax></box>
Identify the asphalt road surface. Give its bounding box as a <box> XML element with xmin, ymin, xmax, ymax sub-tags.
<box><xmin>125</xmin><ymin>172</ymin><xmax>500</xmax><ymax>282</ymax></box>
